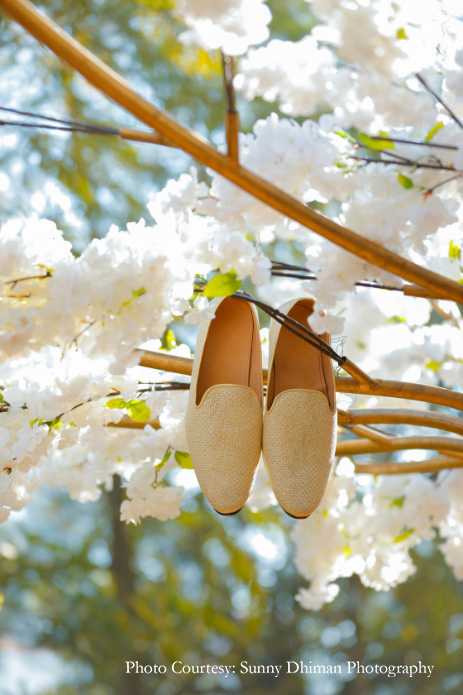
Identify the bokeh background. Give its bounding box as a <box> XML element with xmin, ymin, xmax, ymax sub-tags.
<box><xmin>0</xmin><ymin>1</ymin><xmax>462</xmax><ymax>694</ymax></box>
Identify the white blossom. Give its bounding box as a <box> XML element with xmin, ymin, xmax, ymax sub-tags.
<box><xmin>174</xmin><ymin>0</ymin><xmax>271</xmax><ymax>56</ymax></box>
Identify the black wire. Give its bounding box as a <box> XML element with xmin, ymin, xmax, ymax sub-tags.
<box><xmin>233</xmin><ymin>291</ymin><xmax>346</xmax><ymax>366</ymax></box>
<box><xmin>0</xmin><ymin>105</ymin><xmax>118</xmax><ymax>134</ymax></box>
<box><xmin>270</xmin><ymin>262</ymin><xmax>403</xmax><ymax>292</ymax></box>
<box><xmin>0</xmin><ymin>119</ymin><xmax>117</xmax><ymax>135</ymax></box>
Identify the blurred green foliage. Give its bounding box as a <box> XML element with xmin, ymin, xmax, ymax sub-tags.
<box><xmin>1</xmin><ymin>483</ymin><xmax>462</xmax><ymax>695</ymax></box>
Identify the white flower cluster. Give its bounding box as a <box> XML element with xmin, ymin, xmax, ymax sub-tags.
<box><xmin>173</xmin><ymin>0</ymin><xmax>271</xmax><ymax>55</ymax></box>
<box><xmin>237</xmin><ymin>0</ymin><xmax>463</xmax><ymax>130</ymax></box>
<box><xmin>192</xmin><ymin>111</ymin><xmax>461</xmax><ymax>331</ymax></box>
<box><xmin>0</xmin><ymin>218</ymin><xmax>174</xmax><ymax>364</ymax></box>
<box><xmin>0</xmin><ymin>205</ymin><xmax>274</xmax><ymax>524</ymax></box>
<box><xmin>200</xmin><ymin>115</ymin><xmax>340</xmax><ymax>233</ymax></box>
<box><xmin>291</xmin><ymin>460</ymin><xmax>463</xmax><ymax>610</ymax></box>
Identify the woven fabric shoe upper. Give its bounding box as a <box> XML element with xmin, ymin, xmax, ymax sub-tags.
<box><xmin>262</xmin><ymin>297</ymin><xmax>337</xmax><ymax>518</ymax></box>
<box><xmin>186</xmin><ymin>384</ymin><xmax>262</xmax><ymax>514</ymax></box>
<box><xmin>185</xmin><ymin>296</ymin><xmax>263</xmax><ymax>515</ymax></box>
<box><xmin>263</xmin><ymin>390</ymin><xmax>336</xmax><ymax>518</ymax></box>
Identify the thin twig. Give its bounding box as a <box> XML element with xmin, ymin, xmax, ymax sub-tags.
<box><xmin>424</xmin><ymin>173</ymin><xmax>463</xmax><ymax>196</ymax></box>
<box><xmin>271</xmin><ymin>271</ymin><xmax>318</xmax><ymax>281</ymax></box>
<box><xmin>415</xmin><ymin>73</ymin><xmax>463</xmax><ymax>131</ymax></box>
<box><xmin>71</xmin><ymin>319</ymin><xmax>96</xmax><ymax>346</ymax></box>
<box><xmin>368</xmin><ymin>134</ymin><xmax>457</xmax><ymax>151</ymax></box>
<box><xmin>4</xmin><ymin>271</ymin><xmax>51</xmax><ymax>288</ymax></box>
<box><xmin>270</xmin><ymin>267</ymin><xmax>403</xmax><ymax>292</ymax></box>
<box><xmin>351</xmin><ymin>155</ymin><xmax>457</xmax><ymax>172</ymax></box>
<box><xmin>221</xmin><ymin>53</ymin><xmax>236</xmax><ymax>113</ymax></box>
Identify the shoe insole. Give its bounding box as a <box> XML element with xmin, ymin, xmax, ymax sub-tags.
<box><xmin>196</xmin><ymin>297</ymin><xmax>262</xmax><ymax>406</ymax></box>
<box><xmin>267</xmin><ymin>299</ymin><xmax>335</xmax><ymax>411</ymax></box>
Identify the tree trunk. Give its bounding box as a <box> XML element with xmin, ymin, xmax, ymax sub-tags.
<box><xmin>109</xmin><ymin>475</ymin><xmax>143</xmax><ymax>695</ymax></box>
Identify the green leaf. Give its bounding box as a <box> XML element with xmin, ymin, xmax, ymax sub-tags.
<box><xmin>398</xmin><ymin>172</ymin><xmax>414</xmax><ymax>189</ymax></box>
<box><xmin>333</xmin><ymin>129</ymin><xmax>357</xmax><ymax>143</ymax></box>
<box><xmin>47</xmin><ymin>418</ymin><xmax>62</xmax><ymax>432</ymax></box>
<box><xmin>161</xmin><ymin>328</ymin><xmax>177</xmax><ymax>351</ymax></box>
<box><xmin>394</xmin><ymin>527</ymin><xmax>415</xmax><ymax>543</ymax></box>
<box><xmin>174</xmin><ymin>450</ymin><xmax>194</xmax><ymax>469</ymax></box>
<box><xmin>425</xmin><ymin>121</ymin><xmax>444</xmax><ymax>143</ymax></box>
<box><xmin>157</xmin><ymin>448</ymin><xmax>172</xmax><ymax>470</ymax></box>
<box><xmin>0</xmin><ymin>594</ymin><xmax>3</xmax><ymax>613</ymax></box>
<box><xmin>0</xmin><ymin>393</ymin><xmax>3</xmax><ymax>402</ymax></box>
<box><xmin>390</xmin><ymin>496</ymin><xmax>405</xmax><ymax>509</ymax></box>
<box><xmin>449</xmin><ymin>240</ymin><xmax>460</xmax><ymax>261</ymax></box>
<box><xmin>396</xmin><ymin>27</ymin><xmax>408</xmax><ymax>39</ymax></box>
<box><xmin>203</xmin><ymin>272</ymin><xmax>242</xmax><ymax>298</ymax></box>
<box><xmin>105</xmin><ymin>398</ymin><xmax>151</xmax><ymax>422</ymax></box>
<box><xmin>29</xmin><ymin>417</ymin><xmax>61</xmax><ymax>431</ymax></box>
<box><xmin>120</xmin><ymin>287</ymin><xmax>146</xmax><ymax>309</ymax></box>
<box><xmin>126</xmin><ymin>400</ymin><xmax>151</xmax><ymax>422</ymax></box>
<box><xmin>358</xmin><ymin>131</ymin><xmax>395</xmax><ymax>151</ymax></box>
<box><xmin>426</xmin><ymin>359</ymin><xmax>441</xmax><ymax>372</ymax></box>
<box><xmin>104</xmin><ymin>398</ymin><xmax>127</xmax><ymax>410</ymax></box>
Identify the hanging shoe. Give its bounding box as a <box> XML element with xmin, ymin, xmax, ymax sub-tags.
<box><xmin>185</xmin><ymin>295</ymin><xmax>263</xmax><ymax>515</ymax></box>
<box><xmin>263</xmin><ymin>298</ymin><xmax>337</xmax><ymax>519</ymax></box>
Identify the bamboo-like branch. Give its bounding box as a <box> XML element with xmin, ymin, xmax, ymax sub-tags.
<box><xmin>338</xmin><ymin>408</ymin><xmax>463</xmax><ymax>437</ymax></box>
<box><xmin>336</xmin><ymin>436</ymin><xmax>463</xmax><ymax>456</ymax></box>
<box><xmin>403</xmin><ymin>285</ymin><xmax>447</xmax><ymax>299</ymax></box>
<box><xmin>225</xmin><ymin>111</ymin><xmax>239</xmax><ymax>163</ymax></box>
<box><xmin>338</xmin><ymin>375</ymin><xmax>463</xmax><ymax>411</ymax></box>
<box><xmin>107</xmin><ymin>415</ymin><xmax>160</xmax><ymax>430</ymax></box>
<box><xmin>439</xmin><ymin>449</ymin><xmax>463</xmax><ymax>459</ymax></box>
<box><xmin>222</xmin><ymin>52</ymin><xmax>239</xmax><ymax>163</ymax></box>
<box><xmin>340</xmin><ymin>359</ymin><xmax>375</xmax><ymax>387</ymax></box>
<box><xmin>134</xmin><ymin>349</ymin><xmax>463</xmax><ymax>412</ymax></box>
<box><xmin>350</xmin><ymin>424</ymin><xmax>393</xmax><ymax>444</ymax></box>
<box><xmin>107</xmin><ymin>417</ymin><xmax>463</xmax><ymax>474</ymax></box>
<box><xmin>135</xmin><ymin>349</ymin><xmax>193</xmax><ymax>376</ymax></box>
<box><xmin>354</xmin><ymin>456</ymin><xmax>463</xmax><ymax>475</ymax></box>
<box><xmin>118</xmin><ymin>127</ymin><xmax>170</xmax><ymax>146</ymax></box>
<box><xmin>111</xmin><ymin>407</ymin><xmax>463</xmax><ymax>440</ymax></box>
<box><xmin>2</xmin><ymin>0</ymin><xmax>462</xmax><ymax>304</ymax></box>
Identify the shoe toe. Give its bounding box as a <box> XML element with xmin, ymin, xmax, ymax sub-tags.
<box><xmin>186</xmin><ymin>385</ymin><xmax>263</xmax><ymax>515</ymax></box>
<box><xmin>263</xmin><ymin>391</ymin><xmax>337</xmax><ymax>519</ymax></box>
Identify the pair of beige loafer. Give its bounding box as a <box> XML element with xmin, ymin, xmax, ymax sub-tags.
<box><xmin>185</xmin><ymin>295</ymin><xmax>337</xmax><ymax>518</ymax></box>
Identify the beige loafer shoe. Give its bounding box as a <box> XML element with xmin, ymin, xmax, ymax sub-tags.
<box><xmin>185</xmin><ymin>295</ymin><xmax>263</xmax><ymax>515</ymax></box>
<box><xmin>263</xmin><ymin>298</ymin><xmax>337</xmax><ymax>519</ymax></box>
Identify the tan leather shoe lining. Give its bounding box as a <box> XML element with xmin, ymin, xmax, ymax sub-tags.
<box><xmin>267</xmin><ymin>299</ymin><xmax>335</xmax><ymax>412</ymax></box>
<box><xmin>196</xmin><ymin>297</ymin><xmax>262</xmax><ymax>407</ymax></box>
